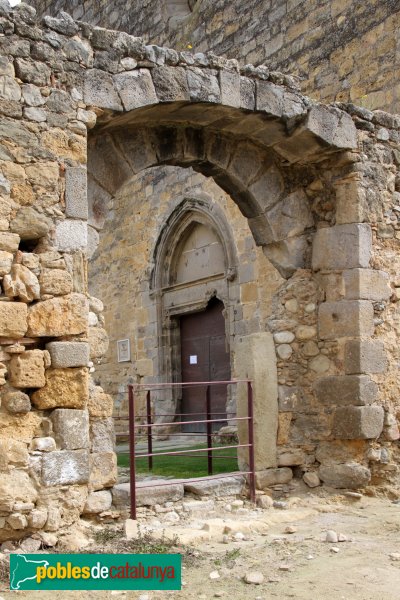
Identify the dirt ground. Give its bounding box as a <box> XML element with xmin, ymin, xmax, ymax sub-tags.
<box><xmin>1</xmin><ymin>491</ymin><xmax>400</xmax><ymax>600</ymax></box>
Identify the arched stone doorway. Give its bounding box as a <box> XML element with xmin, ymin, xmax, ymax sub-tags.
<box><xmin>85</xmin><ymin>61</ymin><xmax>376</xmax><ymax>478</ymax></box>
<box><xmin>149</xmin><ymin>194</ymin><xmax>239</xmax><ymax>432</ymax></box>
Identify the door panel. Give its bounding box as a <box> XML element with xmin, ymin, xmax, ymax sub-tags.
<box><xmin>180</xmin><ymin>300</ymin><xmax>230</xmax><ymax>432</ymax></box>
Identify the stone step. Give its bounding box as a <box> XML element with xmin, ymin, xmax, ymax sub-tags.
<box><xmin>112</xmin><ymin>480</ymin><xmax>184</xmax><ymax>508</ymax></box>
<box><xmin>183</xmin><ymin>474</ymin><xmax>245</xmax><ymax>497</ymax></box>
<box><xmin>112</xmin><ymin>474</ymin><xmax>245</xmax><ymax>508</ymax></box>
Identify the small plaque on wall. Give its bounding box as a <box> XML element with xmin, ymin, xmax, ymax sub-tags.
<box><xmin>117</xmin><ymin>339</ymin><xmax>131</xmax><ymax>363</ymax></box>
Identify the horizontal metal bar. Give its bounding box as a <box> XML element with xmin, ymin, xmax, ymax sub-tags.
<box><xmin>129</xmin><ymin>379</ymin><xmax>250</xmax><ymax>388</ymax></box>
<box><xmin>134</xmin><ymin>416</ymin><xmax>249</xmax><ymax>428</ymax></box>
<box><xmin>134</xmin><ymin>454</ymin><xmax>237</xmax><ymax>460</ymax></box>
<box><xmin>133</xmin><ymin>444</ymin><xmax>250</xmax><ymax>459</ymax></box>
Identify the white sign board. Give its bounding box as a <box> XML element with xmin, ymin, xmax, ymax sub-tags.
<box><xmin>117</xmin><ymin>339</ymin><xmax>131</xmax><ymax>363</ymax></box>
<box><xmin>190</xmin><ymin>355</ymin><xmax>198</xmax><ymax>365</ymax></box>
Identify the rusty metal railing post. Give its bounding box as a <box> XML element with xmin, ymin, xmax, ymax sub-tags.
<box><xmin>128</xmin><ymin>385</ymin><xmax>137</xmax><ymax>520</ymax></box>
<box><xmin>206</xmin><ymin>385</ymin><xmax>213</xmax><ymax>475</ymax></box>
<box><xmin>247</xmin><ymin>381</ymin><xmax>256</xmax><ymax>503</ymax></box>
<box><xmin>146</xmin><ymin>390</ymin><xmax>153</xmax><ymax>471</ymax></box>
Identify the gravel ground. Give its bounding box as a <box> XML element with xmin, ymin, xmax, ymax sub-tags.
<box><xmin>1</xmin><ymin>493</ymin><xmax>399</xmax><ymax>600</ymax></box>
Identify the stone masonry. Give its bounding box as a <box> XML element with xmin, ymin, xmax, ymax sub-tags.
<box><xmin>30</xmin><ymin>0</ymin><xmax>400</xmax><ymax>113</ymax></box>
<box><xmin>0</xmin><ymin>1</ymin><xmax>398</xmax><ymax>543</ymax></box>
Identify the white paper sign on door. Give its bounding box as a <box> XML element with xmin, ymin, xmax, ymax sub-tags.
<box><xmin>190</xmin><ymin>355</ymin><xmax>198</xmax><ymax>364</ymax></box>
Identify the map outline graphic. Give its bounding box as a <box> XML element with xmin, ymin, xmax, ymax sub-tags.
<box><xmin>10</xmin><ymin>554</ymin><xmax>49</xmax><ymax>590</ymax></box>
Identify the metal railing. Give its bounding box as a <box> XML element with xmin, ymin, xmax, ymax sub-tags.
<box><xmin>126</xmin><ymin>380</ymin><xmax>256</xmax><ymax>520</ymax></box>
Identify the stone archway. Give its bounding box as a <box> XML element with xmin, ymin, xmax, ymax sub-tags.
<box><xmin>85</xmin><ymin>64</ymin><xmax>360</xmax><ymax>474</ymax></box>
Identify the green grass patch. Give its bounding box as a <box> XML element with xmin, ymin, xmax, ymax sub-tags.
<box><xmin>117</xmin><ymin>444</ymin><xmax>238</xmax><ymax>478</ymax></box>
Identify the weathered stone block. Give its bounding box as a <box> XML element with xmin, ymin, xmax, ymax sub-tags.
<box><xmin>112</xmin><ymin>481</ymin><xmax>184</xmax><ymax>508</ymax></box>
<box><xmin>316</xmin><ymin>440</ymin><xmax>368</xmax><ymax>465</ymax></box>
<box><xmin>277</xmin><ymin>412</ymin><xmax>292</xmax><ymax>444</ymax></box>
<box><xmin>27</xmin><ymin>509</ymin><xmax>48</xmax><ymax>529</ymax></box>
<box><xmin>318</xmin><ymin>301</ymin><xmax>374</xmax><ymax>339</ymax></box>
<box><xmin>264</xmin><ymin>190</ymin><xmax>313</xmax><ymax>243</ymax></box>
<box><xmin>31</xmin><ymin>368</ymin><xmax>89</xmax><ymax>410</ymax></box>
<box><xmin>184</xmin><ymin>475</ymin><xmax>244</xmax><ymax>497</ymax></box>
<box><xmin>90</xmin><ymin>418</ymin><xmax>115</xmax><ymax>453</ymax></box>
<box><xmin>343</xmin><ymin>269</ymin><xmax>391</xmax><ymax>301</ymax></box>
<box><xmin>114</xmin><ymin>69</ymin><xmax>158</xmax><ymax>110</ymax></box>
<box><xmin>15</xmin><ymin>58</ymin><xmax>51</xmax><ymax>86</ymax></box>
<box><xmin>0</xmin><ymin>411</ymin><xmax>41</xmax><ymax>444</ymax></box>
<box><xmin>89</xmin><ymin>451</ymin><xmax>117</xmax><ymax>490</ymax></box>
<box><xmin>248</xmin><ymin>165</ymin><xmax>284</xmax><ymax>213</ymax></box>
<box><xmin>332</xmin><ymin>405</ymin><xmax>384</xmax><ymax>439</ymax></box>
<box><xmin>10</xmin><ymin>206</ymin><xmax>51</xmax><ymax>240</ymax></box>
<box><xmin>304</xmin><ymin>105</ymin><xmax>357</xmax><ymax>149</ymax></box>
<box><xmin>88</xmin><ymin>384</ymin><xmax>113</xmax><ymax>417</ymax></box>
<box><xmin>0</xmin><ymin>437</ymin><xmax>29</xmax><ymax>470</ymax></box>
<box><xmin>0</xmin><ymin>302</ymin><xmax>28</xmax><ymax>337</ymax></box>
<box><xmin>42</xmin><ymin>450</ymin><xmax>90</xmax><ymax>486</ymax></box>
<box><xmin>277</xmin><ymin>449</ymin><xmax>305</xmax><ymax>466</ymax></box>
<box><xmin>0</xmin><ymin>231</ymin><xmax>19</xmax><ymax>252</ymax></box>
<box><xmin>83</xmin><ymin>68</ymin><xmax>123</xmax><ymax>110</ymax></box>
<box><xmin>65</xmin><ymin>167</ymin><xmax>88</xmax><ymax>220</ymax></box>
<box><xmin>39</xmin><ymin>268</ymin><xmax>73</xmax><ymax>296</ymax></box>
<box><xmin>186</xmin><ymin>67</ymin><xmax>220</xmax><ymax>103</ymax></box>
<box><xmin>0</xmin><ymin>250</ymin><xmax>13</xmax><ymax>276</ymax></box>
<box><xmin>46</xmin><ymin>341</ymin><xmax>89</xmax><ymax>368</ymax></box>
<box><xmin>318</xmin><ymin>462</ymin><xmax>371</xmax><ymax>489</ymax></box>
<box><xmin>0</xmin><ymin>470</ymin><xmax>37</xmax><ymax>511</ymax></box>
<box><xmin>335</xmin><ymin>177</ymin><xmax>366</xmax><ymax>224</ymax></box>
<box><xmin>83</xmin><ymin>490</ymin><xmax>112</xmax><ymax>514</ymax></box>
<box><xmin>313</xmin><ymin>375</ymin><xmax>378</xmax><ymax>406</ymax></box>
<box><xmin>27</xmin><ymin>293</ymin><xmax>88</xmax><ymax>337</ymax></box>
<box><xmin>256</xmin><ymin>80</ymin><xmax>284</xmax><ymax>117</ymax></box>
<box><xmin>263</xmin><ymin>234</ymin><xmax>309</xmax><ymax>278</ymax></box>
<box><xmin>88</xmin><ymin>326</ymin><xmax>109</xmax><ymax>358</ymax></box>
<box><xmin>344</xmin><ymin>339</ymin><xmax>387</xmax><ymax>374</ymax></box>
<box><xmin>151</xmin><ymin>66</ymin><xmax>190</xmax><ymax>102</ymax></box>
<box><xmin>3</xmin><ymin>264</ymin><xmax>40</xmax><ymax>302</ymax></box>
<box><xmin>55</xmin><ymin>219</ymin><xmax>87</xmax><ymax>252</ymax></box>
<box><xmin>278</xmin><ymin>386</ymin><xmax>305</xmax><ymax>411</ymax></box>
<box><xmin>220</xmin><ymin>69</ymin><xmax>240</xmax><ymax>107</ymax></box>
<box><xmin>1</xmin><ymin>390</ymin><xmax>31</xmax><ymax>414</ymax></box>
<box><xmin>255</xmin><ymin>467</ymin><xmax>292</xmax><ymax>489</ymax></box>
<box><xmin>9</xmin><ymin>350</ymin><xmax>46</xmax><ymax>389</ymax></box>
<box><xmin>240</xmin><ymin>76</ymin><xmax>255</xmax><ymax>110</ymax></box>
<box><xmin>235</xmin><ymin>333</ymin><xmax>278</xmax><ymax>471</ymax></box>
<box><xmin>51</xmin><ymin>409</ymin><xmax>89</xmax><ymax>450</ymax></box>
<box><xmin>303</xmin><ymin>472</ymin><xmax>321</xmax><ymax>488</ymax></box>
<box><xmin>30</xmin><ymin>437</ymin><xmax>56</xmax><ymax>452</ymax></box>
<box><xmin>312</xmin><ymin>224</ymin><xmax>372</xmax><ymax>271</ymax></box>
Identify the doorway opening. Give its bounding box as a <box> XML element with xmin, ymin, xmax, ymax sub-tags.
<box><xmin>179</xmin><ymin>298</ymin><xmax>230</xmax><ymax>432</ymax></box>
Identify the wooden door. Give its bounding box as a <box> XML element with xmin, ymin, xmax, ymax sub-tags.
<box><xmin>180</xmin><ymin>299</ymin><xmax>230</xmax><ymax>432</ymax></box>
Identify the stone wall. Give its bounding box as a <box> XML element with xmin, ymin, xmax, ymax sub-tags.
<box><xmin>89</xmin><ymin>167</ymin><xmax>283</xmax><ymax>427</ymax></box>
<box><xmin>29</xmin><ymin>0</ymin><xmax>400</xmax><ymax>113</ymax></box>
<box><xmin>0</xmin><ymin>0</ymin><xmax>399</xmax><ymax>544</ymax></box>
